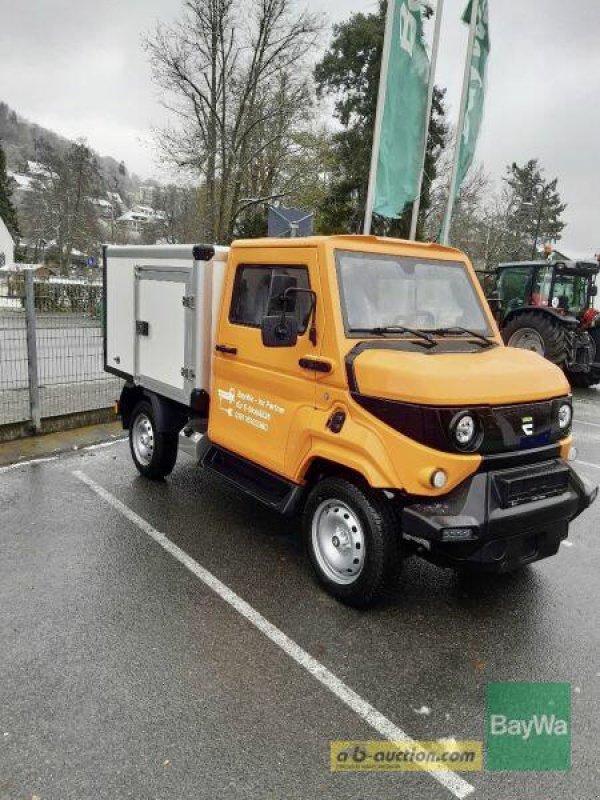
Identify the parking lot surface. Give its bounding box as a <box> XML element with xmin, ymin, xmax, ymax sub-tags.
<box><xmin>1</xmin><ymin>393</ymin><xmax>600</xmax><ymax>800</ymax></box>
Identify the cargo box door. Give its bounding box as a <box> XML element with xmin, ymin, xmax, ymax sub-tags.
<box><xmin>134</xmin><ymin>266</ymin><xmax>193</xmax><ymax>404</ymax></box>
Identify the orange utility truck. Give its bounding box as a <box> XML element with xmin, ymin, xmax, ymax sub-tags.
<box><xmin>104</xmin><ymin>236</ymin><xmax>597</xmax><ymax>606</ymax></box>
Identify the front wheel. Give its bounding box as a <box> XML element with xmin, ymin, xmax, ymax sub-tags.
<box><xmin>303</xmin><ymin>477</ymin><xmax>400</xmax><ymax>608</ymax></box>
<box><xmin>129</xmin><ymin>400</ymin><xmax>178</xmax><ymax>480</ymax></box>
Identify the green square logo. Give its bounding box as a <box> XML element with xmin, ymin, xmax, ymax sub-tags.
<box><xmin>486</xmin><ymin>683</ymin><xmax>571</xmax><ymax>772</ymax></box>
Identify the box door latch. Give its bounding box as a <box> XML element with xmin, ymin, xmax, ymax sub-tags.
<box><xmin>136</xmin><ymin>320</ymin><xmax>149</xmax><ymax>336</ymax></box>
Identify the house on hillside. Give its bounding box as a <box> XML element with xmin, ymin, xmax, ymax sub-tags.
<box><xmin>0</xmin><ymin>216</ymin><xmax>14</xmax><ymax>270</ymax></box>
<box><xmin>7</xmin><ymin>171</ymin><xmax>33</xmax><ymax>205</ymax></box>
<box><xmin>116</xmin><ymin>205</ymin><xmax>166</xmax><ymax>238</ymax></box>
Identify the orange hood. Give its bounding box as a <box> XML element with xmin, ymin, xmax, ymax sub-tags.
<box><xmin>351</xmin><ymin>344</ymin><xmax>570</xmax><ymax>406</ymax></box>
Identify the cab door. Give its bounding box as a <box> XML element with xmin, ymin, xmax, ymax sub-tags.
<box><xmin>209</xmin><ymin>247</ymin><xmax>322</xmax><ymax>477</ymax></box>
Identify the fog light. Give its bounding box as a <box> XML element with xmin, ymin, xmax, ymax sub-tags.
<box><xmin>442</xmin><ymin>527</ymin><xmax>475</xmax><ymax>542</ymax></box>
<box><xmin>568</xmin><ymin>446</ymin><xmax>578</xmax><ymax>462</ymax></box>
<box><xmin>431</xmin><ymin>469</ymin><xmax>448</xmax><ymax>489</ymax></box>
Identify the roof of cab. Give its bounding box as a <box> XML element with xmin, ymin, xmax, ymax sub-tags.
<box><xmin>231</xmin><ymin>234</ymin><xmax>464</xmax><ymax>258</ymax></box>
<box><xmin>498</xmin><ymin>260</ymin><xmax>599</xmax><ymax>274</ymax></box>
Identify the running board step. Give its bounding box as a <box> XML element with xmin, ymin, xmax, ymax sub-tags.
<box><xmin>201</xmin><ymin>443</ymin><xmax>304</xmax><ymax>516</ymax></box>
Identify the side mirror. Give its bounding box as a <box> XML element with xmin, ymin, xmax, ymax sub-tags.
<box><xmin>261</xmin><ymin>314</ymin><xmax>298</xmax><ymax>348</ymax></box>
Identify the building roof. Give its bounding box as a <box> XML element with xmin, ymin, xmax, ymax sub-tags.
<box><xmin>8</xmin><ymin>172</ymin><xmax>34</xmax><ymax>191</ymax></box>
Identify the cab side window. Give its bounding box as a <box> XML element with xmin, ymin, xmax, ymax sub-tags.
<box><xmin>229</xmin><ymin>265</ymin><xmax>311</xmax><ymax>333</ymax></box>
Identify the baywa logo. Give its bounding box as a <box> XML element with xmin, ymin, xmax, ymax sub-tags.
<box><xmin>486</xmin><ymin>683</ymin><xmax>571</xmax><ymax>771</ymax></box>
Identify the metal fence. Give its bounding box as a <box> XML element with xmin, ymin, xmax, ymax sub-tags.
<box><xmin>0</xmin><ymin>270</ymin><xmax>122</xmax><ymax>431</ymax></box>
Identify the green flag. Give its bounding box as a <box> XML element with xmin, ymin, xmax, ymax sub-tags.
<box><xmin>455</xmin><ymin>0</ymin><xmax>491</xmax><ymax>197</ymax></box>
<box><xmin>373</xmin><ymin>0</ymin><xmax>430</xmax><ymax>219</ymax></box>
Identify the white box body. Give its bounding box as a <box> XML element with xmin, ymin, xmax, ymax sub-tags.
<box><xmin>104</xmin><ymin>244</ymin><xmax>229</xmax><ymax>406</ymax></box>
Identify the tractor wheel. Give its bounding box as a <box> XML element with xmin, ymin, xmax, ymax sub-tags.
<box><xmin>568</xmin><ymin>328</ymin><xmax>600</xmax><ymax>388</ymax></box>
<box><xmin>502</xmin><ymin>312</ymin><xmax>568</xmax><ymax>365</ymax></box>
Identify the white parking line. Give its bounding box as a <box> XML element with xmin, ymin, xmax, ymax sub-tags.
<box><xmin>73</xmin><ymin>469</ymin><xmax>475</xmax><ymax>799</ymax></box>
<box><xmin>576</xmin><ymin>459</ymin><xmax>600</xmax><ymax>471</ymax></box>
<box><xmin>0</xmin><ymin>456</ymin><xmax>59</xmax><ymax>473</ymax></box>
<box><xmin>0</xmin><ymin>439</ymin><xmax>126</xmax><ymax>475</ymax></box>
<box><xmin>573</xmin><ymin>419</ymin><xmax>600</xmax><ymax>430</ymax></box>
<box><xmin>82</xmin><ymin>438</ymin><xmax>127</xmax><ymax>452</ymax></box>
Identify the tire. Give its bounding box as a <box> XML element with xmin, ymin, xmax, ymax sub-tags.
<box><xmin>129</xmin><ymin>400</ymin><xmax>178</xmax><ymax>480</ymax></box>
<box><xmin>568</xmin><ymin>328</ymin><xmax>600</xmax><ymax>388</ymax></box>
<box><xmin>302</xmin><ymin>476</ymin><xmax>400</xmax><ymax>608</ymax></box>
<box><xmin>502</xmin><ymin>312</ymin><xmax>567</xmax><ymax>365</ymax></box>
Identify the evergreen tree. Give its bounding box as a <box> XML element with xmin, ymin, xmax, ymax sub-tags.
<box><xmin>314</xmin><ymin>1</ymin><xmax>446</xmax><ymax>237</ymax></box>
<box><xmin>0</xmin><ymin>141</ymin><xmax>20</xmax><ymax>239</ymax></box>
<box><xmin>504</xmin><ymin>159</ymin><xmax>567</xmax><ymax>260</ymax></box>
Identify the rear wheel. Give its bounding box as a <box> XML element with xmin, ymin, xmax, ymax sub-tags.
<box><xmin>129</xmin><ymin>400</ymin><xmax>178</xmax><ymax>480</ymax></box>
<box><xmin>303</xmin><ymin>477</ymin><xmax>400</xmax><ymax>608</ymax></box>
<box><xmin>502</xmin><ymin>312</ymin><xmax>567</xmax><ymax>365</ymax></box>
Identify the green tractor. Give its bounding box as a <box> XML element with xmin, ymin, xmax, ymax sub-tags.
<box><xmin>492</xmin><ymin>260</ymin><xmax>600</xmax><ymax>388</ymax></box>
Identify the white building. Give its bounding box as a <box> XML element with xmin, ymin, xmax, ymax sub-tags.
<box><xmin>0</xmin><ymin>216</ymin><xmax>15</xmax><ymax>270</ymax></box>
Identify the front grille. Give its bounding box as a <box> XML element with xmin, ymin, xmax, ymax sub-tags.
<box><xmin>494</xmin><ymin>461</ymin><xmax>570</xmax><ymax>508</ymax></box>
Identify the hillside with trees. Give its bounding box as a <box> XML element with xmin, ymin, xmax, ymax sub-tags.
<box><xmin>0</xmin><ymin>102</ymin><xmax>136</xmax><ymax>201</ymax></box>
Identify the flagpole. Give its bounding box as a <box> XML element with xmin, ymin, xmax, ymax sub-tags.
<box><xmin>409</xmin><ymin>0</ymin><xmax>445</xmax><ymax>241</ymax></box>
<box><xmin>440</xmin><ymin>0</ymin><xmax>479</xmax><ymax>245</ymax></box>
<box><xmin>363</xmin><ymin>0</ymin><xmax>396</xmax><ymax>235</ymax></box>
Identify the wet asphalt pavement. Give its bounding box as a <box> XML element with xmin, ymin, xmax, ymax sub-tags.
<box><xmin>1</xmin><ymin>394</ymin><xmax>600</xmax><ymax>800</ymax></box>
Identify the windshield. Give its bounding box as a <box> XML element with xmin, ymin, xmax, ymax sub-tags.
<box><xmin>335</xmin><ymin>250</ymin><xmax>491</xmax><ymax>335</ymax></box>
<box><xmin>552</xmin><ymin>273</ymin><xmax>589</xmax><ymax>314</ymax></box>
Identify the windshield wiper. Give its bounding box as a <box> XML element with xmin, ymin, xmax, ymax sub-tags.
<box><xmin>350</xmin><ymin>326</ymin><xmax>436</xmax><ymax>348</ymax></box>
<box><xmin>427</xmin><ymin>326</ymin><xmax>495</xmax><ymax>348</ymax></box>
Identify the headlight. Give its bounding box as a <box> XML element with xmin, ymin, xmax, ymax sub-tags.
<box><xmin>558</xmin><ymin>402</ymin><xmax>572</xmax><ymax>431</ymax></box>
<box><xmin>453</xmin><ymin>413</ymin><xmax>477</xmax><ymax>449</ymax></box>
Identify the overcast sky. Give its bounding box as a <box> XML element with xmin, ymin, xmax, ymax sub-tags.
<box><xmin>0</xmin><ymin>0</ymin><xmax>598</xmax><ymax>256</ymax></box>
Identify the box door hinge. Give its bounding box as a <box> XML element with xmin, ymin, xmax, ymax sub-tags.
<box><xmin>181</xmin><ymin>367</ymin><xmax>195</xmax><ymax>381</ymax></box>
<box><xmin>182</xmin><ymin>295</ymin><xmax>195</xmax><ymax>309</ymax></box>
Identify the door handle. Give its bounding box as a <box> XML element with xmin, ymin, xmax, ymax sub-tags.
<box><xmin>215</xmin><ymin>344</ymin><xmax>238</xmax><ymax>355</ymax></box>
<box><xmin>298</xmin><ymin>357</ymin><xmax>333</xmax><ymax>374</ymax></box>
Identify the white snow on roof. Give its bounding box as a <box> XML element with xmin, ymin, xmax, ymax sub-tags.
<box><xmin>27</xmin><ymin>160</ymin><xmax>52</xmax><ymax>177</ymax></box>
<box><xmin>8</xmin><ymin>172</ymin><xmax>34</xmax><ymax>190</ymax></box>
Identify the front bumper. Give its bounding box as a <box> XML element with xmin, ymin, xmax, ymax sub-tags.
<box><xmin>401</xmin><ymin>460</ymin><xmax>598</xmax><ymax>572</ymax></box>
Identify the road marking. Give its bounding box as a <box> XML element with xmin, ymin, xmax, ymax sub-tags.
<box><xmin>576</xmin><ymin>459</ymin><xmax>600</xmax><ymax>471</ymax></box>
<box><xmin>0</xmin><ymin>456</ymin><xmax>58</xmax><ymax>473</ymax></box>
<box><xmin>573</xmin><ymin>419</ymin><xmax>600</xmax><ymax>430</ymax></box>
<box><xmin>0</xmin><ymin>439</ymin><xmax>126</xmax><ymax>474</ymax></box>
<box><xmin>82</xmin><ymin>438</ymin><xmax>126</xmax><ymax>452</ymax></box>
<box><xmin>73</xmin><ymin>469</ymin><xmax>475</xmax><ymax>799</ymax></box>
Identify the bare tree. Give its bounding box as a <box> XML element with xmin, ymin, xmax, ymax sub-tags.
<box><xmin>144</xmin><ymin>0</ymin><xmax>323</xmax><ymax>243</ymax></box>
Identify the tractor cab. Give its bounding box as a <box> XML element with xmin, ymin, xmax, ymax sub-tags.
<box><xmin>493</xmin><ymin>260</ymin><xmax>600</xmax><ymax>388</ymax></box>
<box><xmin>496</xmin><ymin>261</ymin><xmax>598</xmax><ymax>323</ymax></box>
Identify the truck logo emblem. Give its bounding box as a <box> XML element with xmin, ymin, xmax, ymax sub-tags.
<box><xmin>521</xmin><ymin>416</ymin><xmax>534</xmax><ymax>436</ymax></box>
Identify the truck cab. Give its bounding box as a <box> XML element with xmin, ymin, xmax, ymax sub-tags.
<box><xmin>105</xmin><ymin>236</ymin><xmax>597</xmax><ymax>607</ymax></box>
